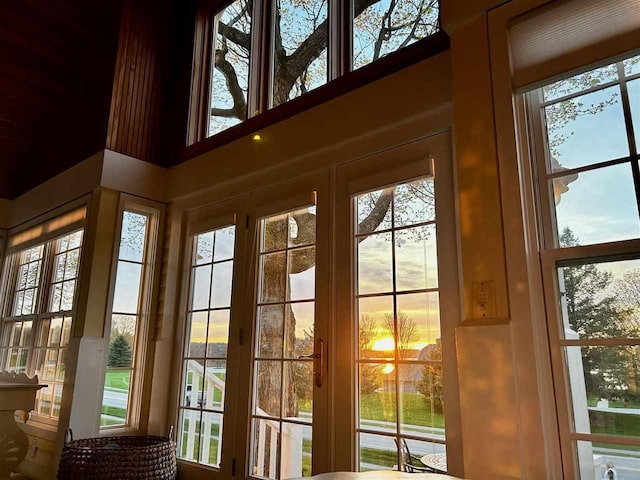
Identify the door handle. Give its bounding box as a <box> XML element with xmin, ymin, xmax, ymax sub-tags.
<box><xmin>298</xmin><ymin>339</ymin><xmax>323</xmax><ymax>387</ymax></box>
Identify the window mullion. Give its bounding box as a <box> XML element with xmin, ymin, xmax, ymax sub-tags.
<box><xmin>327</xmin><ymin>0</ymin><xmax>341</xmax><ymax>81</ymax></box>
<box><xmin>343</xmin><ymin>0</ymin><xmax>352</xmax><ymax>74</ymax></box>
<box><xmin>527</xmin><ymin>90</ymin><xmax>558</xmax><ymax>250</ymax></box>
<box><xmin>253</xmin><ymin>0</ymin><xmax>273</xmax><ymax>115</ymax></box>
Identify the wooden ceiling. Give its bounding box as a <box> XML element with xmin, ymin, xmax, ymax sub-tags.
<box><xmin>0</xmin><ymin>0</ymin><xmax>122</xmax><ymax>199</ymax></box>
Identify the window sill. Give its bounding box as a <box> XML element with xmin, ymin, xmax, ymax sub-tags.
<box><xmin>181</xmin><ymin>30</ymin><xmax>450</xmax><ymax>163</ymax></box>
<box><xmin>99</xmin><ymin>425</ymin><xmax>139</xmax><ymax>436</ymax></box>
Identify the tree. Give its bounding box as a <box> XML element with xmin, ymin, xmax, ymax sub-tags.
<box><xmin>416</xmin><ymin>340</ymin><xmax>443</xmax><ymax>413</ymax></box>
<box><xmin>359</xmin><ymin>314</ymin><xmax>385</xmax><ymax>394</ymax></box>
<box><xmin>108</xmin><ymin>334</ymin><xmax>133</xmax><ymax>368</ymax></box>
<box><xmin>559</xmin><ymin>228</ymin><xmax>639</xmax><ymax>401</ymax></box>
<box><xmin>209</xmin><ymin>0</ymin><xmax>439</xmax><ymax>134</ymax></box>
<box><xmin>383</xmin><ymin>311</ymin><xmax>417</xmax><ymax>360</ymax></box>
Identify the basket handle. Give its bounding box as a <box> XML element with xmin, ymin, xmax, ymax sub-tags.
<box><xmin>168</xmin><ymin>425</ymin><xmax>174</xmax><ymax>442</ymax></box>
<box><xmin>64</xmin><ymin>428</ymin><xmax>73</xmax><ymax>445</ymax></box>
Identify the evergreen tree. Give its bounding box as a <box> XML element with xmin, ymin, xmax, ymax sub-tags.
<box><xmin>559</xmin><ymin>228</ymin><xmax>635</xmax><ymax>401</ymax></box>
<box><xmin>416</xmin><ymin>342</ymin><xmax>444</xmax><ymax>413</ymax></box>
<box><xmin>108</xmin><ymin>334</ymin><xmax>133</xmax><ymax>368</ymax></box>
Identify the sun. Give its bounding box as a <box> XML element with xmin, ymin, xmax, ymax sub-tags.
<box><xmin>371</xmin><ymin>336</ymin><xmax>395</xmax><ymax>351</ymax></box>
<box><xmin>381</xmin><ymin>364</ymin><xmax>395</xmax><ymax>374</ymax></box>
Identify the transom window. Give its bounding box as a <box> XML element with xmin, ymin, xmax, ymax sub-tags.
<box><xmin>0</xmin><ymin>229</ymin><xmax>84</xmax><ymax>420</ymax></box>
<box><xmin>194</xmin><ymin>0</ymin><xmax>441</xmax><ymax>141</ymax></box>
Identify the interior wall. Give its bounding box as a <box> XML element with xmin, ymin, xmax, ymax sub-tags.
<box><xmin>168</xmin><ymin>51</ymin><xmax>452</xmax><ymax>201</ymax></box>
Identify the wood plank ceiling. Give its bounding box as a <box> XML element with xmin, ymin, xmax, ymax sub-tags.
<box><xmin>0</xmin><ymin>0</ymin><xmax>123</xmax><ymax>199</ymax></box>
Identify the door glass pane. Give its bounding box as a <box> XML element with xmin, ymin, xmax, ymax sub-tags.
<box><xmin>357</xmin><ymin>233</ymin><xmax>393</xmax><ymax>295</ymax></box>
<box><xmin>358</xmin><ymin>433</ymin><xmax>396</xmax><ymax>472</ymax></box>
<box><xmin>178</xmin><ymin>226</ymin><xmax>236</xmax><ymax>467</ymax></box>
<box><xmin>200</xmin><ymin>412</ymin><xmax>223</xmax><ymax>467</ymax></box>
<box><xmin>354</xmin><ymin>177</ymin><xmax>446</xmax><ymax>471</ymax></box>
<box><xmin>252</xmin><ymin>206</ymin><xmax>316</xmax><ymax>479</ymax></box>
<box><xmin>395</xmin><ymin>225</ymin><xmax>438</xmax><ymax>291</ymax></box>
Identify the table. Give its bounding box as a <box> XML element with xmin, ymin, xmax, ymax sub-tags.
<box><xmin>420</xmin><ymin>453</ymin><xmax>447</xmax><ymax>474</ymax></box>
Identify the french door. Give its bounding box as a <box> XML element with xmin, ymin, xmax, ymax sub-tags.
<box><xmin>173</xmin><ymin>134</ymin><xmax>461</xmax><ymax>479</ymax></box>
<box><xmin>333</xmin><ymin>133</ymin><xmax>462</xmax><ymax>475</ymax></box>
<box><xmin>235</xmin><ymin>171</ymin><xmax>330</xmax><ymax>479</ymax></box>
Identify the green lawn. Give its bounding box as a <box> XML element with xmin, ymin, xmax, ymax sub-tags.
<box><xmin>105</xmin><ymin>370</ymin><xmax>131</xmax><ymax>390</ymax></box>
<box><xmin>360</xmin><ymin>392</ymin><xmax>445</xmax><ymax>429</ymax></box>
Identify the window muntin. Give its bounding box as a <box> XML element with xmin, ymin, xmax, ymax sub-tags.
<box><xmin>101</xmin><ymin>211</ymin><xmax>152</xmax><ymax>428</ymax></box>
<box><xmin>250</xmin><ymin>206</ymin><xmax>316</xmax><ymax>480</ymax></box>
<box><xmin>178</xmin><ymin>226</ymin><xmax>236</xmax><ymax>468</ymax></box>
<box><xmin>0</xmin><ymin>229</ymin><xmax>84</xmax><ymax>421</ymax></box>
<box><xmin>197</xmin><ymin>0</ymin><xmax>441</xmax><ymax>142</ymax></box>
<box><xmin>209</xmin><ymin>0</ymin><xmax>252</xmax><ymax>136</ymax></box>
<box><xmin>534</xmin><ymin>53</ymin><xmax>640</xmax><ymax>247</ymax></box>
<box><xmin>352</xmin><ymin>0</ymin><xmax>440</xmax><ymax>71</ymax></box>
<box><xmin>353</xmin><ymin>178</ymin><xmax>445</xmax><ymax>472</ymax></box>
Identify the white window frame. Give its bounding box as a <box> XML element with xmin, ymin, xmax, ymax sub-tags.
<box><xmin>0</xmin><ymin>202</ymin><xmax>88</xmax><ymax>428</ymax></box>
<box><xmin>333</xmin><ymin>133</ymin><xmax>463</xmax><ymax>475</ymax></box>
<box><xmin>100</xmin><ymin>195</ymin><xmax>164</xmax><ymax>434</ymax></box>
<box><xmin>172</xmin><ymin>197</ymin><xmax>249</xmax><ymax>480</ymax></box>
<box><xmin>526</xmin><ymin>53</ymin><xmax>640</xmax><ymax>479</ymax></box>
<box><xmin>188</xmin><ymin>0</ymin><xmax>444</xmax><ymax>144</ymax></box>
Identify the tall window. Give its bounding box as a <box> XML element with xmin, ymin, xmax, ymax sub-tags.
<box><xmin>529</xmin><ymin>53</ymin><xmax>640</xmax><ymax>479</ymax></box>
<box><xmin>178</xmin><ymin>226</ymin><xmax>236</xmax><ymax>467</ymax></box>
<box><xmin>0</xmin><ymin>229</ymin><xmax>84</xmax><ymax>420</ymax></box>
<box><xmin>250</xmin><ymin>206</ymin><xmax>317</xmax><ymax>480</ymax></box>
<box><xmin>353</xmin><ymin>178</ymin><xmax>445</xmax><ymax>472</ymax></box>
<box><xmin>101</xmin><ymin>209</ymin><xmax>156</xmax><ymax>429</ymax></box>
<box><xmin>208</xmin><ymin>0</ymin><xmax>252</xmax><ymax>136</ymax></box>
<box><xmin>194</xmin><ymin>0</ymin><xmax>441</xmax><ymax>142</ymax></box>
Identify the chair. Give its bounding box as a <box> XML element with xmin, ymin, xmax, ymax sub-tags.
<box><xmin>394</xmin><ymin>438</ymin><xmax>437</xmax><ymax>473</ymax></box>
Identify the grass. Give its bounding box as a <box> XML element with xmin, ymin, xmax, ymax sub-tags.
<box><xmin>360</xmin><ymin>392</ymin><xmax>445</xmax><ymax>429</ymax></box>
<box><xmin>102</xmin><ymin>405</ymin><xmax>127</xmax><ymax>419</ymax></box>
<box><xmin>100</xmin><ymin>416</ymin><xmax>125</xmax><ymax>427</ymax></box>
<box><xmin>175</xmin><ymin>391</ymin><xmax>442</xmax><ymax>473</ymax></box>
<box><xmin>105</xmin><ymin>370</ymin><xmax>131</xmax><ymax>390</ymax></box>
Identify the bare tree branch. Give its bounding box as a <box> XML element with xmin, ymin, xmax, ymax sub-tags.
<box><xmin>213</xmin><ymin>49</ymin><xmax>247</xmax><ymax>120</ymax></box>
<box><xmin>357</xmin><ymin>189</ymin><xmax>393</xmax><ymax>238</ymax></box>
<box><xmin>218</xmin><ymin>22</ymin><xmax>251</xmax><ymax>51</ymax></box>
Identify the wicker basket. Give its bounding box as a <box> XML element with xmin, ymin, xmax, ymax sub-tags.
<box><xmin>57</xmin><ymin>429</ymin><xmax>177</xmax><ymax>479</ymax></box>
